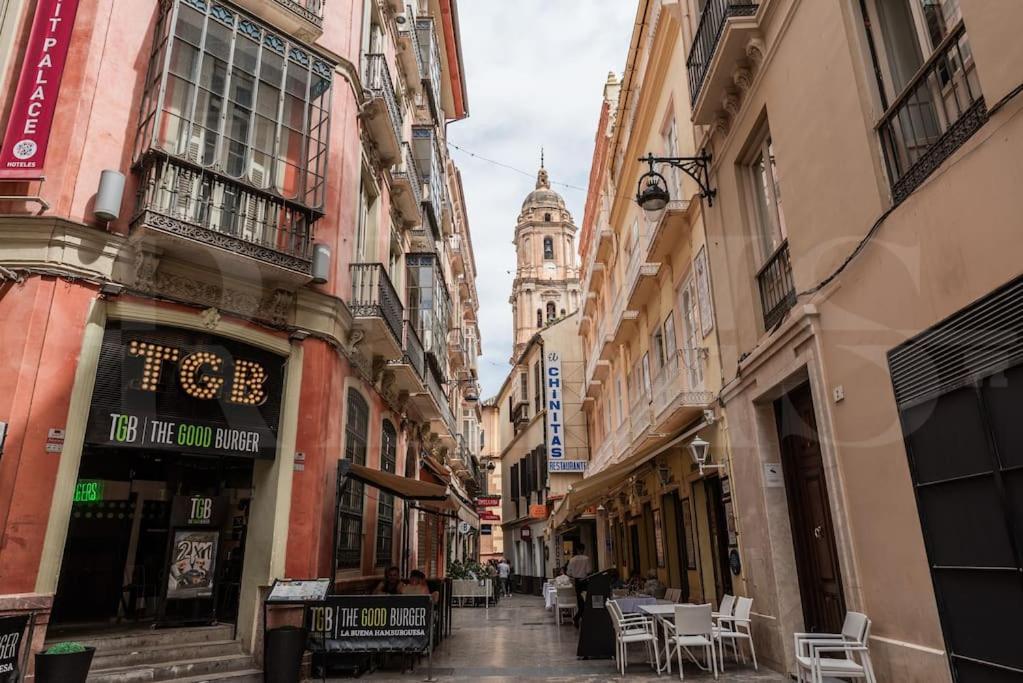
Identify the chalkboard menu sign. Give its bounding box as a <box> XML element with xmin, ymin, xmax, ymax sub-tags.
<box><xmin>84</xmin><ymin>322</ymin><xmax>285</xmax><ymax>460</ymax></box>
<box><xmin>267</xmin><ymin>578</ymin><xmax>331</xmax><ymax>603</ymax></box>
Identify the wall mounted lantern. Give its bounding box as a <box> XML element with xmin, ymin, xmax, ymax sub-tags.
<box><xmin>635</xmin><ymin>152</ymin><xmax>716</xmax><ymax>221</ymax></box>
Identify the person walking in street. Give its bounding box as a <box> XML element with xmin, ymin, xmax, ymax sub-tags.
<box><xmin>566</xmin><ymin>545</ymin><xmax>592</xmax><ymax>627</ymax></box>
<box><xmin>497</xmin><ymin>558</ymin><xmax>511</xmax><ymax>597</ymax></box>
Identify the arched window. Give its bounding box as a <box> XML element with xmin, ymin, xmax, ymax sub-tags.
<box><xmin>537</xmin><ymin>309</ymin><xmax>543</xmax><ymax>327</ymax></box>
<box><xmin>547</xmin><ymin>302</ymin><xmax>557</xmax><ymax>322</ymax></box>
<box><xmin>544</xmin><ymin>212</ymin><xmax>551</xmax><ymax>222</ymax></box>
<box><xmin>376</xmin><ymin>420</ymin><xmax>398</xmax><ymax>567</ymax></box>
<box><xmin>543</xmin><ymin>237</ymin><xmax>554</xmax><ymax>260</ymax></box>
<box><xmin>338</xmin><ymin>389</ymin><xmax>369</xmax><ymax>569</ymax></box>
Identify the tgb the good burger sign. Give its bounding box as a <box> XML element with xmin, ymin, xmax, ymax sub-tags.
<box><xmin>0</xmin><ymin>0</ymin><xmax>81</xmax><ymax>175</ymax></box>
<box><xmin>307</xmin><ymin>595</ymin><xmax>432</xmax><ymax>654</ymax></box>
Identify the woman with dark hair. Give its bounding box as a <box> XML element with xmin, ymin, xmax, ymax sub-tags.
<box><xmin>373</xmin><ymin>566</ymin><xmax>403</xmax><ymax>595</ymax></box>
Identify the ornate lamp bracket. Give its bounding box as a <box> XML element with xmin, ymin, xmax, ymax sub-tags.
<box><xmin>639</xmin><ymin>152</ymin><xmax>717</xmax><ymax>206</ymax></box>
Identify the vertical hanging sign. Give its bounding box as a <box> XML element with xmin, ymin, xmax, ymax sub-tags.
<box><xmin>0</xmin><ymin>0</ymin><xmax>81</xmax><ymax>176</ymax></box>
<box><xmin>545</xmin><ymin>350</ymin><xmax>585</xmax><ymax>473</ymax></box>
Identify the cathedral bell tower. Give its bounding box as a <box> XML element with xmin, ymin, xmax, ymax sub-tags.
<box><xmin>508</xmin><ymin>158</ymin><xmax>580</xmax><ymax>361</ymax></box>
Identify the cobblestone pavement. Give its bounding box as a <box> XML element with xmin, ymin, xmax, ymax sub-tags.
<box><xmin>346</xmin><ymin>594</ymin><xmax>789</xmax><ymax>682</ymax></box>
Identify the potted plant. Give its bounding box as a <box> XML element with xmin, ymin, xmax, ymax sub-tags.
<box><xmin>34</xmin><ymin>641</ymin><xmax>95</xmax><ymax>683</ymax></box>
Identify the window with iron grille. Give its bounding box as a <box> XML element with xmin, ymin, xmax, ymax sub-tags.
<box><xmin>375</xmin><ymin>420</ymin><xmax>397</xmax><ymax>567</ymax></box>
<box><xmin>337</xmin><ymin>389</ymin><xmax>369</xmax><ymax>570</ymax></box>
<box><xmin>135</xmin><ymin>0</ymin><xmax>332</xmax><ymax>207</ymax></box>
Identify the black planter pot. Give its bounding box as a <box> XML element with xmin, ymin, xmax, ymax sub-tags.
<box><xmin>34</xmin><ymin>646</ymin><xmax>95</xmax><ymax>683</ymax></box>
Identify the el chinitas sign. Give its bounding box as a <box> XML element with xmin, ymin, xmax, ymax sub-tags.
<box><xmin>307</xmin><ymin>595</ymin><xmax>432</xmax><ymax>654</ymax></box>
<box><xmin>84</xmin><ymin>323</ymin><xmax>285</xmax><ymax>459</ymax></box>
<box><xmin>0</xmin><ymin>0</ymin><xmax>81</xmax><ymax>175</ymax></box>
<box><xmin>545</xmin><ymin>351</ymin><xmax>585</xmax><ymax>473</ymax></box>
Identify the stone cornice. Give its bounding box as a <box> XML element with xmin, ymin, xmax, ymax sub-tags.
<box><xmin>0</xmin><ymin>216</ymin><xmax>123</xmax><ymax>280</ymax></box>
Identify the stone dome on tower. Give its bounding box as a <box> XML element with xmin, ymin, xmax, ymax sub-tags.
<box><xmin>520</xmin><ymin>166</ymin><xmax>566</xmax><ymax>211</ymax></box>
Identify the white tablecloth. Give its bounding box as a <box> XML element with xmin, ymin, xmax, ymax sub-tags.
<box><xmin>543</xmin><ymin>582</ymin><xmax>557</xmax><ymax>609</ymax></box>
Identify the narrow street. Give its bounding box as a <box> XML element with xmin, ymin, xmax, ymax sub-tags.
<box><xmin>353</xmin><ymin>596</ymin><xmax>787</xmax><ymax>682</ymax></box>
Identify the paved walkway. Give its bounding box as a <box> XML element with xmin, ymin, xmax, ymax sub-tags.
<box><xmin>349</xmin><ymin>594</ymin><xmax>788</xmax><ymax>682</ymax></box>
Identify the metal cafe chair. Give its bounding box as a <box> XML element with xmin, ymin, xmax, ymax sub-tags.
<box><xmin>794</xmin><ymin>611</ymin><xmax>877</xmax><ymax>683</ymax></box>
<box><xmin>607</xmin><ymin>599</ymin><xmax>661</xmax><ymax>676</ymax></box>
<box><xmin>554</xmin><ymin>585</ymin><xmax>577</xmax><ymax>625</ymax></box>
<box><xmin>663</xmin><ymin>603</ymin><xmax>718</xmax><ymax>681</ymax></box>
<box><xmin>713</xmin><ymin>596</ymin><xmax>757</xmax><ymax>671</ymax></box>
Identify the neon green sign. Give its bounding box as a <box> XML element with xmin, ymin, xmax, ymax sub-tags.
<box><xmin>73</xmin><ymin>480</ymin><xmax>103</xmax><ymax>503</ymax></box>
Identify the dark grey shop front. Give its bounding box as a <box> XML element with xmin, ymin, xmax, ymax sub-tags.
<box><xmin>889</xmin><ymin>276</ymin><xmax>1023</xmax><ymax>682</ymax></box>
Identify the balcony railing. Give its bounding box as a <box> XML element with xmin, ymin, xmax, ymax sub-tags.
<box><xmin>757</xmin><ymin>240</ymin><xmax>796</xmax><ymax>331</ymax></box>
<box><xmin>686</xmin><ymin>0</ymin><xmax>758</xmax><ymax>104</ymax></box>
<box><xmin>349</xmin><ymin>263</ymin><xmax>403</xmax><ymax>343</ymax></box>
<box><xmin>363</xmin><ymin>54</ymin><xmax>403</xmax><ymax>162</ymax></box>
<box><xmin>133</xmin><ymin>153</ymin><xmax>314</xmax><ymax>274</ymax></box>
<box><xmin>391</xmin><ymin>318</ymin><xmax>426</xmax><ymax>380</ymax></box>
<box><xmin>232</xmin><ymin>0</ymin><xmax>324</xmax><ymax>40</ymax></box>
<box><xmin>877</xmin><ymin>21</ymin><xmax>987</xmax><ymax>204</ymax></box>
<box><xmin>651</xmin><ymin>349</ymin><xmax>714</xmax><ymax>418</ymax></box>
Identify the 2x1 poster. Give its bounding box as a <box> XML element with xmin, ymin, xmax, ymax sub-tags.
<box><xmin>167</xmin><ymin>530</ymin><xmax>219</xmax><ymax>600</ymax></box>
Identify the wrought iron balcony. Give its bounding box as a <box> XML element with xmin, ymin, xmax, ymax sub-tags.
<box><xmin>231</xmin><ymin>0</ymin><xmax>324</xmax><ymax>42</ymax></box>
<box><xmin>132</xmin><ymin>153</ymin><xmax>315</xmax><ymax>276</ymax></box>
<box><xmin>363</xmin><ymin>54</ymin><xmax>403</xmax><ymax>164</ymax></box>
<box><xmin>412</xmin><ymin>126</ymin><xmax>447</xmax><ymax>240</ymax></box>
<box><xmin>349</xmin><ymin>263</ymin><xmax>403</xmax><ymax>355</ymax></box>
<box><xmin>877</xmin><ymin>21</ymin><xmax>986</xmax><ymax>204</ymax></box>
<box><xmin>391</xmin><ymin>142</ymin><xmax>424</xmax><ymax>227</ymax></box>
<box><xmin>389</xmin><ymin>319</ymin><xmax>426</xmax><ymax>396</ymax></box>
<box><xmin>757</xmin><ymin>240</ymin><xmax>796</xmax><ymax>330</ymax></box>
<box><xmin>686</xmin><ymin>0</ymin><xmax>758</xmax><ymax>115</ymax></box>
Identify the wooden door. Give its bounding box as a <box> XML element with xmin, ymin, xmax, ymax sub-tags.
<box><xmin>777</xmin><ymin>383</ymin><xmax>846</xmax><ymax>633</ymax></box>
<box><xmin>704</xmin><ymin>477</ymin><xmax>733</xmax><ymax>598</ymax></box>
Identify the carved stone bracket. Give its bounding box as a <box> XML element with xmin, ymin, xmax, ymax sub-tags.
<box><xmin>746</xmin><ymin>36</ymin><xmax>766</xmax><ymax>68</ymax></box>
<box><xmin>732</xmin><ymin>66</ymin><xmax>753</xmax><ymax>93</ymax></box>
<box><xmin>260</xmin><ymin>288</ymin><xmax>295</xmax><ymax>327</ymax></box>
<box><xmin>133</xmin><ymin>248</ymin><xmax>161</xmax><ymax>292</ymax></box>
<box><xmin>722</xmin><ymin>91</ymin><xmax>741</xmax><ymax>117</ymax></box>
<box><xmin>714</xmin><ymin>115</ymin><xmax>731</xmax><ymax>138</ymax></box>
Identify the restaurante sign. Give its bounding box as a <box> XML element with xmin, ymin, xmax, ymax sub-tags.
<box><xmin>0</xmin><ymin>0</ymin><xmax>81</xmax><ymax>175</ymax></box>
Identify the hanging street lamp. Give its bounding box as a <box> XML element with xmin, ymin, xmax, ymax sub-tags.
<box><xmin>635</xmin><ymin>151</ymin><xmax>716</xmax><ymax>222</ymax></box>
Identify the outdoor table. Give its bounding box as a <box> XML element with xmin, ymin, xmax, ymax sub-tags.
<box><xmin>639</xmin><ymin>602</ymin><xmax>711</xmax><ymax>675</ymax></box>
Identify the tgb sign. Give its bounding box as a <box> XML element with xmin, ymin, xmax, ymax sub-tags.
<box><xmin>545</xmin><ymin>350</ymin><xmax>586</xmax><ymax>473</ymax></box>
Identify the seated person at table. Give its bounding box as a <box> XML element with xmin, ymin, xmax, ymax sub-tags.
<box><xmin>401</xmin><ymin>569</ymin><xmax>440</xmax><ymax>603</ymax></box>
<box><xmin>627</xmin><ymin>571</ymin><xmax>644</xmax><ymax>593</ymax></box>
<box><xmin>553</xmin><ymin>567</ymin><xmax>573</xmax><ymax>588</ymax></box>
<box><xmin>373</xmin><ymin>565</ymin><xmax>403</xmax><ymax>595</ymax></box>
<box><xmin>643</xmin><ymin>569</ymin><xmax>665</xmax><ymax>596</ymax></box>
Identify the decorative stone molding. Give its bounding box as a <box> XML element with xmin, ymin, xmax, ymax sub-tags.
<box><xmin>133</xmin><ymin>248</ymin><xmax>161</xmax><ymax>292</ymax></box>
<box><xmin>732</xmin><ymin>66</ymin><xmax>753</xmax><ymax>93</ymax></box>
<box><xmin>260</xmin><ymin>288</ymin><xmax>294</xmax><ymax>327</ymax></box>
<box><xmin>746</xmin><ymin>36</ymin><xmax>766</xmax><ymax>68</ymax></box>
<box><xmin>344</xmin><ymin>328</ymin><xmax>365</xmax><ymax>355</ymax></box>
<box><xmin>199</xmin><ymin>307</ymin><xmax>222</xmax><ymax>329</ymax></box>
<box><xmin>714</xmin><ymin>115</ymin><xmax>731</xmax><ymax>138</ymax></box>
<box><xmin>722</xmin><ymin>91</ymin><xmax>741</xmax><ymax>117</ymax></box>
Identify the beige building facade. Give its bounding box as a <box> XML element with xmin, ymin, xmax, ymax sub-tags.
<box><xmin>638</xmin><ymin>0</ymin><xmax>1021</xmax><ymax>681</ymax></box>
<box><xmin>562</xmin><ymin>0</ymin><xmax>1023</xmax><ymax>680</ymax></box>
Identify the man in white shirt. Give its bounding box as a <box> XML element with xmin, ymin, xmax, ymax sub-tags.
<box><xmin>497</xmin><ymin>558</ymin><xmax>511</xmax><ymax>597</ymax></box>
<box><xmin>565</xmin><ymin>545</ymin><xmax>592</xmax><ymax>626</ymax></box>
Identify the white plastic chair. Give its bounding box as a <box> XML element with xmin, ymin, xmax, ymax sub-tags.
<box><xmin>607</xmin><ymin>599</ymin><xmax>661</xmax><ymax>676</ymax></box>
<box><xmin>554</xmin><ymin>585</ymin><xmax>576</xmax><ymax>625</ymax></box>
<box><xmin>794</xmin><ymin>612</ymin><xmax>877</xmax><ymax>683</ymax></box>
<box><xmin>712</xmin><ymin>594</ymin><xmax>735</xmax><ymax>626</ymax></box>
<box><xmin>663</xmin><ymin>603</ymin><xmax>718</xmax><ymax>680</ymax></box>
<box><xmin>713</xmin><ymin>596</ymin><xmax>757</xmax><ymax>671</ymax></box>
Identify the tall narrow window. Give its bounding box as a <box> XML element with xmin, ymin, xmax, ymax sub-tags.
<box><xmin>520</xmin><ymin>371</ymin><xmax>529</xmax><ymax>416</ymax></box>
<box><xmin>537</xmin><ymin>309</ymin><xmax>543</xmax><ymax>328</ymax></box>
<box><xmin>534</xmin><ymin>360</ymin><xmax>543</xmax><ymax>413</ymax></box>
<box><xmin>679</xmin><ymin>277</ymin><xmax>704</xmax><ymax>388</ymax></box>
<box><xmin>663</xmin><ymin>312</ymin><xmax>678</xmax><ymax>379</ymax></box>
<box><xmin>375</xmin><ymin>420</ymin><xmax>397</xmax><ymax>566</ymax></box>
<box><xmin>543</xmin><ymin>237</ymin><xmax>554</xmax><ymax>260</ymax></box>
<box><xmin>546</xmin><ymin>302</ymin><xmax>556</xmax><ymax>322</ymax></box>
<box><xmin>749</xmin><ymin>133</ymin><xmax>787</xmax><ymax>264</ymax></box>
<box><xmin>544</xmin><ymin>212</ymin><xmax>552</xmax><ymax>222</ymax></box>
<box><xmin>663</xmin><ymin>113</ymin><xmax>682</xmax><ymax>199</ymax></box>
<box><xmin>337</xmin><ymin>389</ymin><xmax>369</xmax><ymax>570</ymax></box>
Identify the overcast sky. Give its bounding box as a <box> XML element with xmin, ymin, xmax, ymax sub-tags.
<box><xmin>449</xmin><ymin>2</ymin><xmax>636</xmax><ymax>399</ymax></box>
